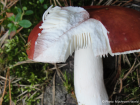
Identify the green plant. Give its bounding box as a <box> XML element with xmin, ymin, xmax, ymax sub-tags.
<box><xmin>63</xmin><ymin>71</ymin><xmax>74</xmax><ymax>94</ymax></box>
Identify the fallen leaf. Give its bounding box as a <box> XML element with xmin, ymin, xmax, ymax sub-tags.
<box><xmin>6</xmin><ymin>12</ymin><xmax>14</xmax><ymax>18</ymax></box>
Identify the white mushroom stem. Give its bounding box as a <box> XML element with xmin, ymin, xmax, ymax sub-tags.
<box><xmin>74</xmin><ymin>45</ymin><xmax>109</xmax><ymax>105</ymax></box>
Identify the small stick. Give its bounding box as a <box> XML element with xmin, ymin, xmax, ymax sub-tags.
<box><xmin>53</xmin><ymin>0</ymin><xmax>57</xmax><ymax>6</ymax></box>
<box><xmin>50</xmin><ymin>0</ymin><xmax>52</xmax><ymax>5</ymax></box>
<box><xmin>8</xmin><ymin>70</ymin><xmax>11</xmax><ymax>105</ymax></box>
<box><xmin>56</xmin><ymin>0</ymin><xmax>62</xmax><ymax>6</ymax></box>
<box><xmin>122</xmin><ymin>80</ymin><xmax>135</xmax><ymax>89</ymax></box>
<box><xmin>109</xmin><ymin>79</ymin><xmax>119</xmax><ymax>100</ymax></box>
<box><xmin>54</xmin><ymin>63</ymin><xmax>64</xmax><ymax>83</ymax></box>
<box><xmin>52</xmin><ymin>72</ymin><xmax>56</xmax><ymax>105</ymax></box>
<box><xmin>69</xmin><ymin>0</ymin><xmax>71</xmax><ymax>6</ymax></box>
<box><xmin>121</xmin><ymin>0</ymin><xmax>133</xmax><ymax>7</ymax></box>
<box><xmin>136</xmin><ymin>68</ymin><xmax>140</xmax><ymax>87</ymax></box>
<box><xmin>119</xmin><ymin>78</ymin><xmax>122</xmax><ymax>93</ymax></box>
<box><xmin>120</xmin><ymin>94</ymin><xmax>140</xmax><ymax>105</ymax></box>
<box><xmin>0</xmin><ymin>68</ymin><xmax>10</xmax><ymax>105</ymax></box>
<box><xmin>97</xmin><ymin>0</ymin><xmax>103</xmax><ymax>5</ymax></box>
<box><xmin>123</xmin><ymin>59</ymin><xmax>136</xmax><ymax>80</ymax></box>
<box><xmin>111</xmin><ymin>0</ymin><xmax>119</xmax><ymax>5</ymax></box>
<box><xmin>64</xmin><ymin>0</ymin><xmax>68</xmax><ymax>6</ymax></box>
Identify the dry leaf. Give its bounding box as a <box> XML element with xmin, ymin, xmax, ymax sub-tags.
<box><xmin>6</xmin><ymin>12</ymin><xmax>14</xmax><ymax>17</ymax></box>
<box><xmin>9</xmin><ymin>31</ymin><xmax>16</xmax><ymax>38</ymax></box>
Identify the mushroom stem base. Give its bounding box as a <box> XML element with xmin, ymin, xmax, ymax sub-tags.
<box><xmin>74</xmin><ymin>45</ymin><xmax>109</xmax><ymax>105</ymax></box>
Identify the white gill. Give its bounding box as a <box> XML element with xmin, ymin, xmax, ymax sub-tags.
<box><xmin>69</xmin><ymin>33</ymin><xmax>108</xmax><ymax>58</ymax></box>
<box><xmin>71</xmin><ymin>33</ymin><xmax>92</xmax><ymax>54</ymax></box>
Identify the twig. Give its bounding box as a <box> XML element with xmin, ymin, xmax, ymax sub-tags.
<box><xmin>69</xmin><ymin>0</ymin><xmax>71</xmax><ymax>6</ymax></box>
<box><xmin>10</xmin><ymin>59</ymin><xmax>36</xmax><ymax>68</ymax></box>
<box><xmin>16</xmin><ymin>94</ymin><xmax>28</xmax><ymax>102</ymax></box>
<box><xmin>13</xmin><ymin>83</ymin><xmax>40</xmax><ymax>90</ymax></box>
<box><xmin>118</xmin><ymin>55</ymin><xmax>122</xmax><ymax>77</ymax></box>
<box><xmin>0</xmin><ymin>30</ymin><xmax>9</xmax><ymax>47</ymax></box>
<box><xmin>123</xmin><ymin>59</ymin><xmax>136</xmax><ymax>80</ymax></box>
<box><xmin>0</xmin><ymin>68</ymin><xmax>10</xmax><ymax>105</ymax></box>
<box><xmin>117</xmin><ymin>2</ymin><xmax>122</xmax><ymax>6</ymax></box>
<box><xmin>48</xmin><ymin>64</ymin><xmax>67</xmax><ymax>71</ymax></box>
<box><xmin>0</xmin><ymin>16</ymin><xmax>7</xmax><ymax>25</ymax></box>
<box><xmin>136</xmin><ymin>68</ymin><xmax>140</xmax><ymax>87</ymax></box>
<box><xmin>110</xmin><ymin>55</ymin><xmax>121</xmax><ymax>85</ymax></box>
<box><xmin>52</xmin><ymin>71</ymin><xmax>56</xmax><ymax>105</ymax></box>
<box><xmin>133</xmin><ymin>62</ymin><xmax>140</xmax><ymax>70</ymax></box>
<box><xmin>8</xmin><ymin>70</ymin><xmax>11</xmax><ymax>105</ymax></box>
<box><xmin>109</xmin><ymin>79</ymin><xmax>119</xmax><ymax>100</ymax></box>
<box><xmin>0</xmin><ymin>76</ymin><xmax>9</xmax><ymax>81</ymax></box>
<box><xmin>63</xmin><ymin>0</ymin><xmax>68</xmax><ymax>6</ymax></box>
<box><xmin>56</xmin><ymin>0</ymin><xmax>61</xmax><ymax>6</ymax></box>
<box><xmin>104</xmin><ymin>0</ymin><xmax>113</xmax><ymax>5</ymax></box>
<box><xmin>0</xmin><ymin>81</ymin><xmax>4</xmax><ymax>85</ymax></box>
<box><xmin>35</xmin><ymin>93</ymin><xmax>43</xmax><ymax>100</ymax></box>
<box><xmin>119</xmin><ymin>78</ymin><xmax>122</xmax><ymax>93</ymax></box>
<box><xmin>28</xmin><ymin>91</ymin><xmax>37</xmax><ymax>100</ymax></box>
<box><xmin>97</xmin><ymin>0</ymin><xmax>103</xmax><ymax>5</ymax></box>
<box><xmin>50</xmin><ymin>0</ymin><xmax>52</xmax><ymax>5</ymax></box>
<box><xmin>17</xmin><ymin>90</ymin><xmax>28</xmax><ymax>98</ymax></box>
<box><xmin>11</xmin><ymin>78</ymin><xmax>22</xmax><ymax>83</ymax></box>
<box><xmin>0</xmin><ymin>0</ymin><xmax>18</xmax><ymax>15</ymax></box>
<box><xmin>53</xmin><ymin>0</ymin><xmax>57</xmax><ymax>6</ymax></box>
<box><xmin>18</xmin><ymin>32</ymin><xmax>26</xmax><ymax>43</ymax></box>
<box><xmin>1</xmin><ymin>0</ymin><xmax>7</xmax><ymax>8</ymax></box>
<box><xmin>123</xmin><ymin>54</ymin><xmax>131</xmax><ymax>67</ymax></box>
<box><xmin>6</xmin><ymin>0</ymin><xmax>18</xmax><ymax>9</ymax></box>
<box><xmin>121</xmin><ymin>0</ymin><xmax>133</xmax><ymax>7</ymax></box>
<box><xmin>41</xmin><ymin>86</ymin><xmax>45</xmax><ymax>105</ymax></box>
<box><xmin>120</xmin><ymin>94</ymin><xmax>140</xmax><ymax>105</ymax></box>
<box><xmin>122</xmin><ymin>80</ymin><xmax>135</xmax><ymax>89</ymax></box>
<box><xmin>133</xmin><ymin>53</ymin><xmax>140</xmax><ymax>63</ymax></box>
<box><xmin>54</xmin><ymin>63</ymin><xmax>64</xmax><ymax>83</ymax></box>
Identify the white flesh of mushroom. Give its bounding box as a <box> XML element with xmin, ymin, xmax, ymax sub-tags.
<box><xmin>74</xmin><ymin>45</ymin><xmax>109</xmax><ymax>105</ymax></box>
<box><xmin>34</xmin><ymin>6</ymin><xmax>112</xmax><ymax>105</ymax></box>
<box><xmin>73</xmin><ymin>33</ymin><xmax>109</xmax><ymax>105</ymax></box>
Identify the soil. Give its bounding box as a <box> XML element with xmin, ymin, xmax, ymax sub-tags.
<box><xmin>38</xmin><ymin>54</ymin><xmax>116</xmax><ymax>105</ymax></box>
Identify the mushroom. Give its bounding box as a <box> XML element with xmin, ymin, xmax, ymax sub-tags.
<box><xmin>27</xmin><ymin>5</ymin><xmax>140</xmax><ymax>105</ymax></box>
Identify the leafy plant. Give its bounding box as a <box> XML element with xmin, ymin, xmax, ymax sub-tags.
<box><xmin>63</xmin><ymin>71</ymin><xmax>74</xmax><ymax>94</ymax></box>
<box><xmin>7</xmin><ymin>6</ymin><xmax>33</xmax><ymax>34</ymax></box>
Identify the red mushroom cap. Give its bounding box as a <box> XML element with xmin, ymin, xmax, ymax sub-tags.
<box><xmin>27</xmin><ymin>6</ymin><xmax>140</xmax><ymax>61</ymax></box>
<box><xmin>26</xmin><ymin>21</ymin><xmax>43</xmax><ymax>60</ymax></box>
<box><xmin>84</xmin><ymin>6</ymin><xmax>140</xmax><ymax>54</ymax></box>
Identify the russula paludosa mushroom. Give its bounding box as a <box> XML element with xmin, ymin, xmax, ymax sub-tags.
<box><xmin>27</xmin><ymin>5</ymin><xmax>140</xmax><ymax>105</ymax></box>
